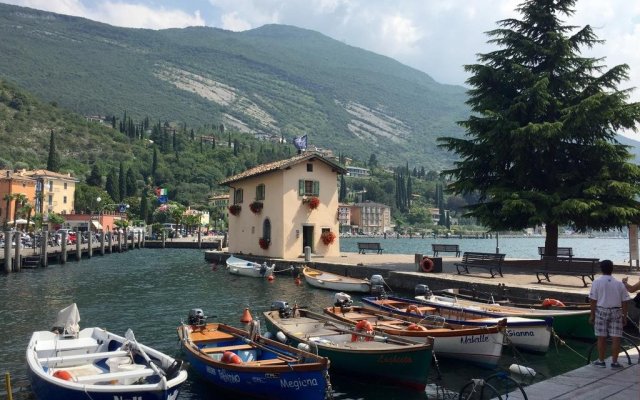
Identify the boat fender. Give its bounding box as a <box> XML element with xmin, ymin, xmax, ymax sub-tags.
<box><xmin>541</xmin><ymin>298</ymin><xmax>565</xmax><ymax>308</ymax></box>
<box><xmin>509</xmin><ymin>363</ymin><xmax>536</xmax><ymax>377</ymax></box>
<box><xmin>53</xmin><ymin>370</ymin><xmax>74</xmax><ymax>381</ymax></box>
<box><xmin>420</xmin><ymin>257</ymin><xmax>434</xmax><ymax>273</ymax></box>
<box><xmin>407</xmin><ymin>323</ymin><xmax>426</xmax><ymax>332</ymax></box>
<box><xmin>298</xmin><ymin>343</ymin><xmax>310</xmax><ymax>352</ymax></box>
<box><xmin>276</xmin><ymin>331</ymin><xmax>287</xmax><ymax>343</ymax></box>
<box><xmin>405</xmin><ymin>305</ymin><xmax>423</xmax><ymax>316</ymax></box>
<box><xmin>221</xmin><ymin>351</ymin><xmax>242</xmax><ymax>364</ymax></box>
<box><xmin>263</xmin><ymin>331</ymin><xmax>273</xmax><ymax>340</ymax></box>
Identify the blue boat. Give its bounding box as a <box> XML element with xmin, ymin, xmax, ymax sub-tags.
<box><xmin>178</xmin><ymin>309</ymin><xmax>332</xmax><ymax>400</ymax></box>
<box><xmin>27</xmin><ymin>304</ymin><xmax>187</xmax><ymax>400</ymax></box>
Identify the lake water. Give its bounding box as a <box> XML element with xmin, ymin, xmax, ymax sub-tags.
<box><xmin>340</xmin><ymin>236</ymin><xmax>633</xmax><ymax>263</ymax></box>
<box><xmin>1</xmin><ymin>249</ymin><xmax>599</xmax><ymax>399</ymax></box>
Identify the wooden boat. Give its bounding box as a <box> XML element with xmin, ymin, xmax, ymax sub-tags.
<box><xmin>178</xmin><ymin>309</ymin><xmax>331</xmax><ymax>400</ymax></box>
<box><xmin>434</xmin><ymin>287</ymin><xmax>590</xmax><ymax>310</ymax></box>
<box><xmin>302</xmin><ymin>266</ymin><xmax>371</xmax><ymax>293</ymax></box>
<box><xmin>263</xmin><ymin>301</ymin><xmax>433</xmax><ymax>391</ymax></box>
<box><xmin>226</xmin><ymin>255</ymin><xmax>275</xmax><ymax>278</ymax></box>
<box><xmin>26</xmin><ymin>304</ymin><xmax>187</xmax><ymax>400</ymax></box>
<box><xmin>323</xmin><ymin>303</ymin><xmax>506</xmax><ymax>366</ymax></box>
<box><xmin>363</xmin><ymin>295</ymin><xmax>553</xmax><ymax>353</ymax></box>
<box><xmin>414</xmin><ymin>293</ymin><xmax>593</xmax><ymax>340</ymax></box>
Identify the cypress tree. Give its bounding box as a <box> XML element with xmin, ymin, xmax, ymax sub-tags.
<box><xmin>105</xmin><ymin>169</ymin><xmax>119</xmax><ymax>202</ymax></box>
<box><xmin>86</xmin><ymin>164</ymin><xmax>102</xmax><ymax>187</ymax></box>
<box><xmin>118</xmin><ymin>162</ymin><xmax>126</xmax><ymax>201</ymax></box>
<box><xmin>46</xmin><ymin>130</ymin><xmax>60</xmax><ymax>172</ymax></box>
<box><xmin>140</xmin><ymin>186</ymin><xmax>149</xmax><ymax>223</ymax></box>
<box><xmin>126</xmin><ymin>168</ymin><xmax>137</xmax><ymax>197</ymax></box>
<box><xmin>339</xmin><ymin>175</ymin><xmax>347</xmax><ymax>202</ymax></box>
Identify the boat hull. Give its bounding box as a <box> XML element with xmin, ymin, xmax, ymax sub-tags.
<box><xmin>303</xmin><ymin>267</ymin><xmax>371</xmax><ymax>293</ymax></box>
<box><xmin>226</xmin><ymin>255</ymin><xmax>274</xmax><ymax>278</ymax></box>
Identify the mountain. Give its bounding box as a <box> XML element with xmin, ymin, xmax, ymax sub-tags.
<box><xmin>0</xmin><ymin>3</ymin><xmax>469</xmax><ymax>168</ymax></box>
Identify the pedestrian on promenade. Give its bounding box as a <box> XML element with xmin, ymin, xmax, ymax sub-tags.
<box><xmin>589</xmin><ymin>259</ymin><xmax>630</xmax><ymax>368</ymax></box>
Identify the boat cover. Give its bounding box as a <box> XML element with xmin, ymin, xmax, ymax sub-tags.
<box><xmin>53</xmin><ymin>303</ymin><xmax>80</xmax><ymax>336</ymax></box>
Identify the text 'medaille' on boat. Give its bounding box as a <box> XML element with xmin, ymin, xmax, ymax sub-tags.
<box><xmin>26</xmin><ymin>303</ymin><xmax>187</xmax><ymax>400</ymax></box>
<box><xmin>302</xmin><ymin>266</ymin><xmax>378</xmax><ymax>293</ymax></box>
<box><xmin>413</xmin><ymin>285</ymin><xmax>593</xmax><ymax>340</ymax></box>
<box><xmin>363</xmin><ymin>290</ymin><xmax>553</xmax><ymax>354</ymax></box>
<box><xmin>263</xmin><ymin>300</ymin><xmax>434</xmax><ymax>391</ymax></box>
<box><xmin>178</xmin><ymin>308</ymin><xmax>332</xmax><ymax>400</ymax></box>
<box><xmin>225</xmin><ymin>255</ymin><xmax>275</xmax><ymax>278</ymax></box>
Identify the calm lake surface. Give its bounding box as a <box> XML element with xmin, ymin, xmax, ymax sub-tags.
<box><xmin>1</xmin><ymin>248</ymin><xmax>599</xmax><ymax>399</ymax></box>
<box><xmin>340</xmin><ymin>236</ymin><xmax>633</xmax><ymax>263</ymax></box>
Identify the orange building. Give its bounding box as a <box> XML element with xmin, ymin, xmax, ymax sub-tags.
<box><xmin>0</xmin><ymin>170</ymin><xmax>37</xmax><ymax>227</ymax></box>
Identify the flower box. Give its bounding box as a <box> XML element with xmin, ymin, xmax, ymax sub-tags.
<box><xmin>259</xmin><ymin>238</ymin><xmax>270</xmax><ymax>249</ymax></box>
<box><xmin>321</xmin><ymin>231</ymin><xmax>336</xmax><ymax>245</ymax></box>
<box><xmin>249</xmin><ymin>201</ymin><xmax>263</xmax><ymax>214</ymax></box>
<box><xmin>228</xmin><ymin>204</ymin><xmax>241</xmax><ymax>216</ymax></box>
<box><xmin>303</xmin><ymin>196</ymin><xmax>320</xmax><ymax>210</ymax></box>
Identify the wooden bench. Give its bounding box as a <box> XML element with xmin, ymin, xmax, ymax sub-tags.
<box><xmin>535</xmin><ymin>256</ymin><xmax>599</xmax><ymax>287</ymax></box>
<box><xmin>455</xmin><ymin>252</ymin><xmax>506</xmax><ymax>278</ymax></box>
<box><xmin>538</xmin><ymin>247</ymin><xmax>573</xmax><ymax>259</ymax></box>
<box><xmin>357</xmin><ymin>242</ymin><xmax>383</xmax><ymax>254</ymax></box>
<box><xmin>432</xmin><ymin>243</ymin><xmax>461</xmax><ymax>257</ymax></box>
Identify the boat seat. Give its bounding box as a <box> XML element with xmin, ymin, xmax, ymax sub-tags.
<box><xmin>74</xmin><ymin>367</ymin><xmax>155</xmax><ymax>384</ymax></box>
<box><xmin>36</xmin><ymin>337</ymin><xmax>99</xmax><ymax>352</ymax></box>
<box><xmin>244</xmin><ymin>358</ymin><xmax>289</xmax><ymax>366</ymax></box>
<box><xmin>201</xmin><ymin>344</ymin><xmax>253</xmax><ymax>353</ymax></box>
<box><xmin>39</xmin><ymin>350</ymin><xmax>130</xmax><ymax>366</ymax></box>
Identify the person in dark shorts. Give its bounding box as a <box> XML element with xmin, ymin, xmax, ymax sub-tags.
<box><xmin>589</xmin><ymin>260</ymin><xmax>630</xmax><ymax>368</ymax></box>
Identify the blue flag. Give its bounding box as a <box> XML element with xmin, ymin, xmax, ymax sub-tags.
<box><xmin>293</xmin><ymin>134</ymin><xmax>307</xmax><ymax>151</ymax></box>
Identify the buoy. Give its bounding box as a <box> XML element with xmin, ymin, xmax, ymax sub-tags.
<box><xmin>221</xmin><ymin>351</ymin><xmax>242</xmax><ymax>364</ymax></box>
<box><xmin>541</xmin><ymin>298</ymin><xmax>565</xmax><ymax>308</ymax></box>
<box><xmin>276</xmin><ymin>331</ymin><xmax>287</xmax><ymax>343</ymax></box>
<box><xmin>509</xmin><ymin>363</ymin><xmax>536</xmax><ymax>376</ymax></box>
<box><xmin>240</xmin><ymin>308</ymin><xmax>253</xmax><ymax>323</ymax></box>
<box><xmin>53</xmin><ymin>370</ymin><xmax>73</xmax><ymax>381</ymax></box>
<box><xmin>407</xmin><ymin>323</ymin><xmax>426</xmax><ymax>332</ymax></box>
<box><xmin>294</xmin><ymin>277</ymin><xmax>302</xmax><ymax>285</ymax></box>
<box><xmin>267</xmin><ymin>275</ymin><xmax>275</xmax><ymax>282</ymax></box>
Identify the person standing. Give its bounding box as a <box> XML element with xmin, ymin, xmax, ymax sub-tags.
<box><xmin>589</xmin><ymin>259</ymin><xmax>630</xmax><ymax>368</ymax></box>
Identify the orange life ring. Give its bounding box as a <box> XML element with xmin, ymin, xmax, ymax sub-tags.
<box><xmin>221</xmin><ymin>350</ymin><xmax>243</xmax><ymax>364</ymax></box>
<box><xmin>53</xmin><ymin>370</ymin><xmax>73</xmax><ymax>381</ymax></box>
<box><xmin>407</xmin><ymin>323</ymin><xmax>426</xmax><ymax>332</ymax></box>
<box><xmin>541</xmin><ymin>298</ymin><xmax>565</xmax><ymax>308</ymax></box>
<box><xmin>420</xmin><ymin>257</ymin><xmax>434</xmax><ymax>273</ymax></box>
<box><xmin>352</xmin><ymin>320</ymin><xmax>374</xmax><ymax>342</ymax></box>
<box><xmin>405</xmin><ymin>304</ymin><xmax>423</xmax><ymax>316</ymax></box>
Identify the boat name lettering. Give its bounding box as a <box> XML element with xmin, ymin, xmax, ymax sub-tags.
<box><xmin>218</xmin><ymin>369</ymin><xmax>241</xmax><ymax>383</ymax></box>
<box><xmin>459</xmin><ymin>335</ymin><xmax>489</xmax><ymax>344</ymax></box>
<box><xmin>377</xmin><ymin>355</ymin><xmax>413</xmax><ymax>364</ymax></box>
<box><xmin>280</xmin><ymin>377</ymin><xmax>319</xmax><ymax>389</ymax></box>
<box><xmin>206</xmin><ymin>366</ymin><xmax>217</xmax><ymax>376</ymax></box>
<box><xmin>506</xmin><ymin>329</ymin><xmax>534</xmax><ymax>337</ymax></box>
<box><xmin>113</xmin><ymin>397</ymin><xmax>142</xmax><ymax>400</ymax></box>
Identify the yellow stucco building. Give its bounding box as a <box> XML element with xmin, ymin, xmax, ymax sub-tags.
<box><xmin>220</xmin><ymin>152</ymin><xmax>346</xmax><ymax>259</ymax></box>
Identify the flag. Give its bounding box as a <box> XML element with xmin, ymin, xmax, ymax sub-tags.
<box><xmin>293</xmin><ymin>134</ymin><xmax>307</xmax><ymax>151</ymax></box>
<box><xmin>155</xmin><ymin>188</ymin><xmax>168</xmax><ymax>196</ymax></box>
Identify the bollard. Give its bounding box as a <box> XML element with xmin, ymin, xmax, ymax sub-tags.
<box><xmin>87</xmin><ymin>231</ymin><xmax>93</xmax><ymax>258</ymax></box>
<box><xmin>14</xmin><ymin>233</ymin><xmax>21</xmax><ymax>272</ymax></box>
<box><xmin>117</xmin><ymin>232</ymin><xmax>122</xmax><ymax>253</ymax></box>
<box><xmin>137</xmin><ymin>231</ymin><xmax>141</xmax><ymax>249</ymax></box>
<box><xmin>40</xmin><ymin>230</ymin><xmax>48</xmax><ymax>268</ymax></box>
<box><xmin>108</xmin><ymin>231</ymin><xmax>113</xmax><ymax>254</ymax></box>
<box><xmin>198</xmin><ymin>230</ymin><xmax>202</xmax><ymax>249</ymax></box>
<box><xmin>130</xmin><ymin>231</ymin><xmax>135</xmax><ymax>250</ymax></box>
<box><xmin>4</xmin><ymin>230</ymin><xmax>12</xmax><ymax>273</ymax></box>
<box><xmin>61</xmin><ymin>231</ymin><xmax>68</xmax><ymax>264</ymax></box>
<box><xmin>304</xmin><ymin>246</ymin><xmax>311</xmax><ymax>262</ymax></box>
<box><xmin>75</xmin><ymin>234</ymin><xmax>81</xmax><ymax>261</ymax></box>
<box><xmin>162</xmin><ymin>231</ymin><xmax>166</xmax><ymax>249</ymax></box>
<box><xmin>100</xmin><ymin>232</ymin><xmax>105</xmax><ymax>256</ymax></box>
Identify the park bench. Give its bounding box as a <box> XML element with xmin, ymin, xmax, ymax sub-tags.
<box><xmin>432</xmin><ymin>243</ymin><xmax>461</xmax><ymax>257</ymax></box>
<box><xmin>455</xmin><ymin>252</ymin><xmax>506</xmax><ymax>278</ymax></box>
<box><xmin>535</xmin><ymin>256</ymin><xmax>599</xmax><ymax>287</ymax></box>
<box><xmin>357</xmin><ymin>242</ymin><xmax>383</xmax><ymax>254</ymax></box>
<box><xmin>538</xmin><ymin>246</ymin><xmax>573</xmax><ymax>259</ymax></box>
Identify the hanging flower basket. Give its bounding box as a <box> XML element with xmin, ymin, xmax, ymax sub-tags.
<box><xmin>259</xmin><ymin>238</ymin><xmax>270</xmax><ymax>249</ymax></box>
<box><xmin>303</xmin><ymin>196</ymin><xmax>320</xmax><ymax>210</ymax></box>
<box><xmin>321</xmin><ymin>231</ymin><xmax>336</xmax><ymax>245</ymax></box>
<box><xmin>228</xmin><ymin>204</ymin><xmax>241</xmax><ymax>216</ymax></box>
<box><xmin>249</xmin><ymin>201</ymin><xmax>263</xmax><ymax>214</ymax></box>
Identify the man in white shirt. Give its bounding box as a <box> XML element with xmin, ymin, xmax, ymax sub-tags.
<box><xmin>589</xmin><ymin>260</ymin><xmax>630</xmax><ymax>368</ymax></box>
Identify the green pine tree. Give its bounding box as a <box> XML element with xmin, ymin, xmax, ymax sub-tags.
<box><xmin>46</xmin><ymin>130</ymin><xmax>60</xmax><ymax>172</ymax></box>
<box><xmin>105</xmin><ymin>169</ymin><xmax>119</xmax><ymax>202</ymax></box>
<box><xmin>86</xmin><ymin>164</ymin><xmax>102</xmax><ymax>187</ymax></box>
<box><xmin>118</xmin><ymin>162</ymin><xmax>126</xmax><ymax>201</ymax></box>
<box><xmin>439</xmin><ymin>0</ymin><xmax>640</xmax><ymax>255</ymax></box>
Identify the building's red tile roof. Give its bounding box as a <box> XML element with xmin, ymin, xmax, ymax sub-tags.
<box><xmin>220</xmin><ymin>152</ymin><xmax>346</xmax><ymax>185</ymax></box>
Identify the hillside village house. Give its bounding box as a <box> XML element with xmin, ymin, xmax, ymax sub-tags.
<box><xmin>220</xmin><ymin>152</ymin><xmax>346</xmax><ymax>259</ymax></box>
<box><xmin>0</xmin><ymin>170</ymin><xmax>37</xmax><ymax>227</ymax></box>
<box><xmin>25</xmin><ymin>169</ymin><xmax>78</xmax><ymax>215</ymax></box>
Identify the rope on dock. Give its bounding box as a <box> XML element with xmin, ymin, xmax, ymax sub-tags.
<box><xmin>550</xmin><ymin>328</ymin><xmax>587</xmax><ymax>361</ymax></box>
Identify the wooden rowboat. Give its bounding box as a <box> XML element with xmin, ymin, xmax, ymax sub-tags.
<box><xmin>302</xmin><ymin>266</ymin><xmax>371</xmax><ymax>293</ymax></box>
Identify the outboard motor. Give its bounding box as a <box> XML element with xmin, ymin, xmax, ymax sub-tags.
<box><xmin>370</xmin><ymin>275</ymin><xmax>387</xmax><ymax>298</ymax></box>
<box><xmin>188</xmin><ymin>308</ymin><xmax>207</xmax><ymax>326</ymax></box>
<box><xmin>270</xmin><ymin>301</ymin><xmax>292</xmax><ymax>318</ymax></box>
<box><xmin>414</xmin><ymin>284</ymin><xmax>433</xmax><ymax>298</ymax></box>
<box><xmin>260</xmin><ymin>262</ymin><xmax>268</xmax><ymax>276</ymax></box>
<box><xmin>333</xmin><ymin>292</ymin><xmax>353</xmax><ymax>308</ymax></box>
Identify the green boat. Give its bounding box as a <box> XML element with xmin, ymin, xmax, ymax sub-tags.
<box><xmin>415</xmin><ymin>295</ymin><xmax>594</xmax><ymax>340</ymax></box>
<box><xmin>263</xmin><ymin>302</ymin><xmax>434</xmax><ymax>391</ymax></box>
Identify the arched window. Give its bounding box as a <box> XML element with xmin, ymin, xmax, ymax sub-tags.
<box><xmin>262</xmin><ymin>218</ymin><xmax>271</xmax><ymax>242</ymax></box>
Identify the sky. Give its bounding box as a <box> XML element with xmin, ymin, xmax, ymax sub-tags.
<box><xmin>3</xmin><ymin>1</ymin><xmax>640</xmax><ymax>116</ymax></box>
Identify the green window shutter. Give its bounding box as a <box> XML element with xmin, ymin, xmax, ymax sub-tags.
<box><xmin>313</xmin><ymin>181</ymin><xmax>320</xmax><ymax>196</ymax></box>
<box><xmin>299</xmin><ymin>180</ymin><xmax>304</xmax><ymax>195</ymax></box>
